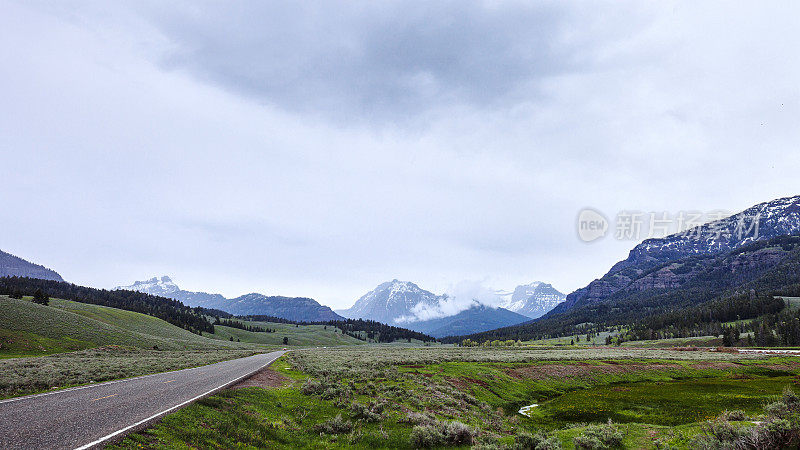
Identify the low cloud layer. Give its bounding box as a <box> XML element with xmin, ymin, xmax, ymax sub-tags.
<box><xmin>396</xmin><ymin>280</ymin><xmax>504</xmax><ymax>323</ymax></box>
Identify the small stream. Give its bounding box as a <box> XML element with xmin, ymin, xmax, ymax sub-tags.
<box><xmin>518</xmin><ymin>404</ymin><xmax>538</xmax><ymax>417</ymax></box>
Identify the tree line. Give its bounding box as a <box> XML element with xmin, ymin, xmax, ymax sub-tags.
<box><xmin>214</xmin><ymin>317</ymin><xmax>275</xmax><ymax>333</ymax></box>
<box><xmin>241</xmin><ymin>316</ymin><xmax>437</xmax><ymax>343</ymax></box>
<box><xmin>0</xmin><ymin>276</ymin><xmax>216</xmax><ymax>334</ymax></box>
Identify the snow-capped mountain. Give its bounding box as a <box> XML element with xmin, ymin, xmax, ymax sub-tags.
<box><xmin>503</xmin><ymin>282</ymin><xmax>565</xmax><ymax>319</ymax></box>
<box><xmin>337</xmin><ymin>280</ymin><xmax>440</xmax><ymax>325</ymax></box>
<box><xmin>556</xmin><ymin>195</ymin><xmax>800</xmax><ymax>312</ymax></box>
<box><xmin>115</xmin><ymin>276</ymin><xmax>343</xmax><ymax>322</ymax></box>
<box><xmin>117</xmin><ymin>276</ymin><xmax>180</xmax><ymax>297</ymax></box>
<box><xmin>620</xmin><ymin>195</ymin><xmax>800</xmax><ymax>271</ymax></box>
<box><xmin>116</xmin><ymin>276</ymin><xmax>227</xmax><ymax>309</ymax></box>
<box><xmin>338</xmin><ymin>279</ymin><xmax>556</xmax><ymax>336</ymax></box>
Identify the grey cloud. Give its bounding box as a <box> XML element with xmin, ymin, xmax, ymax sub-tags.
<box><xmin>139</xmin><ymin>1</ymin><xmax>584</xmax><ymax>121</ymax></box>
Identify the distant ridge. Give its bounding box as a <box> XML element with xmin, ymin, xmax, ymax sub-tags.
<box><xmin>0</xmin><ymin>249</ymin><xmax>63</xmax><ymax>281</ymax></box>
<box><xmin>405</xmin><ymin>304</ymin><xmax>530</xmax><ymax>338</ymax></box>
<box><xmin>116</xmin><ymin>276</ymin><xmax>343</xmax><ymax>322</ymax></box>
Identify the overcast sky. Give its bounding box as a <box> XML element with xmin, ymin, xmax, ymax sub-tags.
<box><xmin>1</xmin><ymin>1</ymin><xmax>799</xmax><ymax>308</ymax></box>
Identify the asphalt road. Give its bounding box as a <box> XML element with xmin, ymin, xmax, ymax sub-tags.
<box><xmin>0</xmin><ymin>350</ymin><xmax>285</xmax><ymax>450</ymax></box>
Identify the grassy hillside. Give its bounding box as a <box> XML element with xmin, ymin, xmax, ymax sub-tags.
<box><xmin>0</xmin><ymin>296</ymin><xmax>248</xmax><ymax>356</ymax></box>
<box><xmin>0</xmin><ymin>296</ymin><xmax>369</xmax><ymax>358</ymax></box>
<box><xmin>209</xmin><ymin>320</ymin><xmax>365</xmax><ymax>347</ymax></box>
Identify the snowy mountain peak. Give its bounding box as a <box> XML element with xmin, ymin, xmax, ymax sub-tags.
<box><xmin>338</xmin><ymin>280</ymin><xmax>441</xmax><ymax>324</ymax></box>
<box><xmin>503</xmin><ymin>282</ymin><xmax>565</xmax><ymax>319</ymax></box>
<box><xmin>559</xmin><ymin>195</ymin><xmax>800</xmax><ymax>312</ymax></box>
<box><xmin>630</xmin><ymin>195</ymin><xmax>800</xmax><ymax>262</ymax></box>
<box><xmin>115</xmin><ymin>275</ymin><xmax>180</xmax><ymax>296</ymax></box>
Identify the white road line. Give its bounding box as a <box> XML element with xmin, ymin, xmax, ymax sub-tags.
<box><xmin>72</xmin><ymin>353</ymin><xmax>282</xmax><ymax>450</ymax></box>
<box><xmin>0</xmin><ymin>353</ymin><xmax>264</xmax><ymax>405</ymax></box>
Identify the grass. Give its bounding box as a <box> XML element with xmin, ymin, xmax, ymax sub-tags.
<box><xmin>0</xmin><ymin>296</ymin><xmax>250</xmax><ymax>355</ymax></box>
<box><xmin>530</xmin><ymin>376</ymin><xmax>797</xmax><ymax>427</ymax></box>
<box><xmin>620</xmin><ymin>335</ymin><xmax>720</xmax><ymax>348</ymax></box>
<box><xmin>522</xmin><ymin>330</ymin><xmax>620</xmax><ymax>346</ymax></box>
<box><xmin>0</xmin><ymin>346</ymin><xmax>262</xmax><ymax>398</ymax></box>
<box><xmin>111</xmin><ymin>346</ymin><xmax>800</xmax><ymax>449</ymax></box>
<box><xmin>0</xmin><ymin>328</ymin><xmax>94</xmax><ymax>358</ymax></box>
<box><xmin>207</xmin><ymin>320</ymin><xmax>365</xmax><ymax>347</ymax></box>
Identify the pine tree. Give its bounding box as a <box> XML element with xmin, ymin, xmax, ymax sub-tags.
<box><xmin>32</xmin><ymin>289</ymin><xmax>49</xmax><ymax>306</ymax></box>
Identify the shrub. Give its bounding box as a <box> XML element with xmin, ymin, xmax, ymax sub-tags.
<box><xmin>764</xmin><ymin>401</ymin><xmax>789</xmax><ymax>419</ymax></box>
<box><xmin>321</xmin><ymin>386</ymin><xmax>341</xmax><ymax>400</ymax></box>
<box><xmin>402</xmin><ymin>411</ymin><xmax>433</xmax><ymax>424</ymax></box>
<box><xmin>349</xmin><ymin>401</ymin><xmax>380</xmax><ymax>422</ymax></box>
<box><xmin>444</xmin><ymin>421</ymin><xmax>474</xmax><ymax>445</ymax></box>
<box><xmin>300</xmin><ymin>379</ymin><xmax>323</xmax><ymax>395</ymax></box>
<box><xmin>409</xmin><ymin>420</ymin><xmax>474</xmax><ymax>447</ymax></box>
<box><xmin>512</xmin><ymin>431</ymin><xmax>562</xmax><ymax>449</ymax></box>
<box><xmin>573</xmin><ymin>421</ymin><xmax>623</xmax><ymax>449</ymax></box>
<box><xmin>782</xmin><ymin>387</ymin><xmax>800</xmax><ymax>409</ymax></box>
<box><xmin>694</xmin><ymin>388</ymin><xmax>800</xmax><ymax>449</ymax></box>
<box><xmin>410</xmin><ymin>424</ymin><xmax>445</xmax><ymax>448</ymax></box>
<box><xmin>705</xmin><ymin>418</ymin><xmax>743</xmax><ymax>443</ymax></box>
<box><xmin>314</xmin><ymin>414</ymin><xmax>352</xmax><ymax>434</ymax></box>
<box><xmin>719</xmin><ymin>410</ymin><xmax>747</xmax><ymax>421</ymax></box>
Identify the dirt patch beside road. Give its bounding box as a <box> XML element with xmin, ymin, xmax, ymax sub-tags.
<box><xmin>233</xmin><ymin>367</ymin><xmax>289</xmax><ymax>389</ymax></box>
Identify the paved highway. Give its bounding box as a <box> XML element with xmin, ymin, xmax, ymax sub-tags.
<box><xmin>0</xmin><ymin>350</ymin><xmax>285</xmax><ymax>449</ymax></box>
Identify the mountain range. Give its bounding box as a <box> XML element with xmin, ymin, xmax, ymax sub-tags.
<box><xmin>0</xmin><ymin>250</ymin><xmax>63</xmax><ymax>281</ymax></box>
<box><xmin>115</xmin><ymin>276</ymin><xmax>343</xmax><ymax>322</ymax></box>
<box><xmin>455</xmin><ymin>194</ymin><xmax>800</xmax><ymax>342</ymax></box>
<box><xmin>337</xmin><ymin>279</ymin><xmax>564</xmax><ymax>337</ymax></box>
<box><xmin>553</xmin><ymin>195</ymin><xmax>800</xmax><ymax>314</ymax></box>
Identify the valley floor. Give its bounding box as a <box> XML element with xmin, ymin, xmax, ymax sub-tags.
<box><xmin>110</xmin><ymin>346</ymin><xmax>800</xmax><ymax>449</ymax></box>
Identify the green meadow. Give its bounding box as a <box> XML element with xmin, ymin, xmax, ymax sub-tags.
<box><xmin>113</xmin><ymin>347</ymin><xmax>800</xmax><ymax>449</ymax></box>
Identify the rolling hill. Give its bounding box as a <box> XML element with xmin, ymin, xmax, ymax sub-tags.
<box><xmin>0</xmin><ymin>296</ymin><xmax>363</xmax><ymax>357</ymax></box>
<box><xmin>0</xmin><ymin>296</ymin><xmax>240</xmax><ymax>356</ymax></box>
<box><xmin>209</xmin><ymin>320</ymin><xmax>364</xmax><ymax>346</ymax></box>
